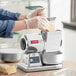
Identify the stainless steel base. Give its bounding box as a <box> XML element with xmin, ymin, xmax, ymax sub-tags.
<box><xmin>17</xmin><ymin>63</ymin><xmax>63</xmax><ymax>72</ymax></box>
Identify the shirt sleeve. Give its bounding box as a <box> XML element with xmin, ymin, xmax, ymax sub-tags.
<box><xmin>0</xmin><ymin>8</ymin><xmax>20</xmax><ymax>20</ymax></box>
<box><xmin>0</xmin><ymin>20</ymin><xmax>15</xmax><ymax>38</ymax></box>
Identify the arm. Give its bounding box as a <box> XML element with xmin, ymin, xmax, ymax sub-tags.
<box><xmin>0</xmin><ymin>9</ymin><xmax>27</xmax><ymax>20</ymax></box>
<box><xmin>0</xmin><ymin>16</ymin><xmax>50</xmax><ymax>38</ymax></box>
<box><xmin>0</xmin><ymin>20</ymin><xmax>15</xmax><ymax>38</ymax></box>
<box><xmin>12</xmin><ymin>20</ymin><xmax>27</xmax><ymax>32</ymax></box>
<box><xmin>0</xmin><ymin>20</ymin><xmax>27</xmax><ymax>38</ymax></box>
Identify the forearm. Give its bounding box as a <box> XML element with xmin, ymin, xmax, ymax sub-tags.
<box><xmin>12</xmin><ymin>20</ymin><xmax>27</xmax><ymax>32</ymax></box>
<box><xmin>18</xmin><ymin>14</ymin><xmax>27</xmax><ymax>20</ymax></box>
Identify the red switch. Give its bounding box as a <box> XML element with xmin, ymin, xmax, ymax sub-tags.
<box><xmin>31</xmin><ymin>40</ymin><xmax>39</xmax><ymax>44</ymax></box>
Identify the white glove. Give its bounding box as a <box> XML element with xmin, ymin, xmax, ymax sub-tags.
<box><xmin>24</xmin><ymin>16</ymin><xmax>49</xmax><ymax>31</ymax></box>
<box><xmin>27</xmin><ymin>8</ymin><xmax>46</xmax><ymax>18</ymax></box>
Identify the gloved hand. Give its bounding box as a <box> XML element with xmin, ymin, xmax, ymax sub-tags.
<box><xmin>24</xmin><ymin>16</ymin><xmax>49</xmax><ymax>31</ymax></box>
<box><xmin>27</xmin><ymin>8</ymin><xmax>46</xmax><ymax>18</ymax></box>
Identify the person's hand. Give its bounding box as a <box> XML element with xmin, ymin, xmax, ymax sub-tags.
<box><xmin>27</xmin><ymin>8</ymin><xmax>45</xmax><ymax>18</ymax></box>
<box><xmin>24</xmin><ymin>16</ymin><xmax>49</xmax><ymax>31</ymax></box>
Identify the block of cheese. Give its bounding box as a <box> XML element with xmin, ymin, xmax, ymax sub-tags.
<box><xmin>46</xmin><ymin>23</ymin><xmax>55</xmax><ymax>32</ymax></box>
<box><xmin>0</xmin><ymin>64</ymin><xmax>17</xmax><ymax>75</ymax></box>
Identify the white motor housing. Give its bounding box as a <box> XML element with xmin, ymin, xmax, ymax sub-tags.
<box><xmin>20</xmin><ymin>33</ymin><xmax>45</xmax><ymax>53</ymax></box>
